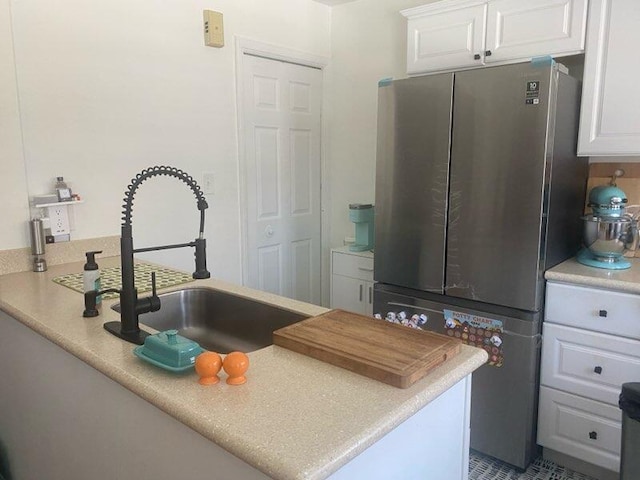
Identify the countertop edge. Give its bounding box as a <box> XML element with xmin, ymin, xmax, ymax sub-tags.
<box><xmin>303</xmin><ymin>346</ymin><xmax>487</xmax><ymax>480</ymax></box>
<box><xmin>545</xmin><ymin>257</ymin><xmax>640</xmax><ymax>294</ymax></box>
<box><xmin>0</xmin><ymin>260</ymin><xmax>487</xmax><ymax>480</ymax></box>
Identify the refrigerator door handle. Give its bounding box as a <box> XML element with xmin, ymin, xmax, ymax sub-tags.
<box><xmin>387</xmin><ymin>301</ymin><xmax>443</xmax><ymax>316</ymax></box>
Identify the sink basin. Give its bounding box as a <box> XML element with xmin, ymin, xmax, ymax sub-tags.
<box><xmin>112</xmin><ymin>288</ymin><xmax>308</xmax><ymax>353</ymax></box>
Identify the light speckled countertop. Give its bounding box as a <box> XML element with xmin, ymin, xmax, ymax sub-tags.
<box><xmin>0</xmin><ymin>256</ymin><xmax>487</xmax><ymax>480</ymax></box>
<box><xmin>546</xmin><ymin>257</ymin><xmax>640</xmax><ymax>294</ymax></box>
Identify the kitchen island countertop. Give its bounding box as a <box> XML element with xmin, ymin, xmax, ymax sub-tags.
<box><xmin>546</xmin><ymin>256</ymin><xmax>640</xmax><ymax>293</ymax></box>
<box><xmin>0</xmin><ymin>257</ymin><xmax>487</xmax><ymax>480</ymax></box>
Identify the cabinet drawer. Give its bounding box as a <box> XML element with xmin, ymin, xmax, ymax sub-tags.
<box><xmin>541</xmin><ymin>323</ymin><xmax>640</xmax><ymax>405</ymax></box>
<box><xmin>332</xmin><ymin>251</ymin><xmax>374</xmax><ymax>281</ymax></box>
<box><xmin>538</xmin><ymin>386</ymin><xmax>621</xmax><ymax>472</ymax></box>
<box><xmin>545</xmin><ymin>282</ymin><xmax>640</xmax><ymax>340</ymax></box>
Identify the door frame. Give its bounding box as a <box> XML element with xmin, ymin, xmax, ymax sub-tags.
<box><xmin>234</xmin><ymin>36</ymin><xmax>330</xmax><ymax>305</ymax></box>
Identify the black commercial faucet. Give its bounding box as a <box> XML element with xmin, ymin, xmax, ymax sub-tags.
<box><xmin>103</xmin><ymin>166</ymin><xmax>211</xmax><ymax>345</ymax></box>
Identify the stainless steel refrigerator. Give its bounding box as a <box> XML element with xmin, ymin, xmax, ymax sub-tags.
<box><xmin>373</xmin><ymin>62</ymin><xmax>588</xmax><ymax>470</ymax></box>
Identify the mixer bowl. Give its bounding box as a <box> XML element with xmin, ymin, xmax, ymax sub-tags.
<box><xmin>582</xmin><ymin>215</ymin><xmax>634</xmax><ymax>261</ymax></box>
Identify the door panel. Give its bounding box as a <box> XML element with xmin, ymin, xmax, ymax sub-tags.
<box><xmin>446</xmin><ymin>63</ymin><xmax>553</xmax><ymax>311</ymax></box>
<box><xmin>255</xmin><ymin>127</ymin><xmax>279</xmax><ymax>218</ymax></box>
<box><xmin>374</xmin><ymin>74</ymin><xmax>454</xmax><ymax>294</ymax></box>
<box><xmin>258</xmin><ymin>245</ymin><xmax>282</xmax><ymax>295</ymax></box>
<box><xmin>243</xmin><ymin>55</ymin><xmax>322</xmax><ymax>304</ymax></box>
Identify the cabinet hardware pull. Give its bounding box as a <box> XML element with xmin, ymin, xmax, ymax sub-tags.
<box><xmin>598</xmin><ymin>310</ymin><xmax>608</xmax><ymax>317</ymax></box>
<box><xmin>474</xmin><ymin>53</ymin><xmax>481</xmax><ymax>60</ymax></box>
<box><xmin>594</xmin><ymin>366</ymin><xmax>603</xmax><ymax>374</ymax></box>
<box><xmin>358</xmin><ymin>267</ymin><xmax>374</xmax><ymax>272</ymax></box>
<box><xmin>359</xmin><ymin>284</ymin><xmax>363</xmax><ymax>302</ymax></box>
<box><xmin>589</xmin><ymin>431</ymin><xmax>598</xmax><ymax>440</ymax></box>
<box><xmin>368</xmin><ymin>286</ymin><xmax>372</xmax><ymax>304</ymax></box>
<box><xmin>485</xmin><ymin>50</ymin><xmax>492</xmax><ymax>56</ymax></box>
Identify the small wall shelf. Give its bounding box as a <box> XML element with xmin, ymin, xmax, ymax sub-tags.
<box><xmin>33</xmin><ymin>200</ymin><xmax>84</xmax><ymax>209</ymax></box>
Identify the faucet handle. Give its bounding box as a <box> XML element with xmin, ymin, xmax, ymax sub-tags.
<box><xmin>147</xmin><ymin>272</ymin><xmax>161</xmax><ymax>313</ymax></box>
<box><xmin>151</xmin><ymin>271</ymin><xmax>157</xmax><ymax>297</ymax></box>
<box><xmin>193</xmin><ymin>238</ymin><xmax>211</xmax><ymax>279</ymax></box>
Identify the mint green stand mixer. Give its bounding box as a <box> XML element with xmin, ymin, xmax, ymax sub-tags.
<box><xmin>578</xmin><ymin>169</ymin><xmax>638</xmax><ymax>270</ymax></box>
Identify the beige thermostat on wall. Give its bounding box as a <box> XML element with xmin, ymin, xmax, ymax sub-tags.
<box><xmin>203</xmin><ymin>10</ymin><xmax>224</xmax><ymax>48</ymax></box>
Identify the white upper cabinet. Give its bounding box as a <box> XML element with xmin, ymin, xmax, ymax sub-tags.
<box><xmin>578</xmin><ymin>0</ymin><xmax>640</xmax><ymax>156</ymax></box>
<box><xmin>402</xmin><ymin>0</ymin><xmax>588</xmax><ymax>75</ymax></box>
<box><xmin>404</xmin><ymin>2</ymin><xmax>487</xmax><ymax>74</ymax></box>
<box><xmin>485</xmin><ymin>0</ymin><xmax>588</xmax><ymax>63</ymax></box>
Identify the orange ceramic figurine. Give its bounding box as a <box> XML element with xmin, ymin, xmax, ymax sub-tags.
<box><xmin>195</xmin><ymin>351</ymin><xmax>222</xmax><ymax>385</ymax></box>
<box><xmin>222</xmin><ymin>351</ymin><xmax>249</xmax><ymax>385</ymax></box>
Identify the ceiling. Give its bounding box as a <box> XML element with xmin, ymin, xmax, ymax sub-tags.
<box><xmin>312</xmin><ymin>0</ymin><xmax>357</xmax><ymax>5</ymax></box>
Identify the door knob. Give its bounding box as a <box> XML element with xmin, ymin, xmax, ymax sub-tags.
<box><xmin>265</xmin><ymin>225</ymin><xmax>274</xmax><ymax>237</ymax></box>
<box><xmin>594</xmin><ymin>366</ymin><xmax>603</xmax><ymax>374</ymax></box>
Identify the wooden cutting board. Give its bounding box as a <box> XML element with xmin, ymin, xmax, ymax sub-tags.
<box><xmin>273</xmin><ymin>309</ymin><xmax>461</xmax><ymax>388</ymax></box>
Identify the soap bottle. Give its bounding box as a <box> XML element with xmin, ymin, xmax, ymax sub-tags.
<box><xmin>83</xmin><ymin>250</ymin><xmax>103</xmax><ymax>304</ymax></box>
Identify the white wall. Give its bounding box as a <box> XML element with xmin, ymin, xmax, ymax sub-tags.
<box><xmin>326</xmin><ymin>0</ymin><xmax>436</xmax><ymax>247</ymax></box>
<box><xmin>2</xmin><ymin>0</ymin><xmax>445</xmax><ymax>294</ymax></box>
<box><xmin>4</xmin><ymin>0</ymin><xmax>330</xmax><ymax>283</ymax></box>
<box><xmin>0</xmin><ymin>0</ymin><xmax>30</xmax><ymax>249</ymax></box>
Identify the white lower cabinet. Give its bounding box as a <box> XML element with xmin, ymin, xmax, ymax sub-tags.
<box><xmin>330</xmin><ymin>247</ymin><xmax>374</xmax><ymax>316</ymax></box>
<box><xmin>538</xmin><ymin>386</ymin><xmax>622</xmax><ymax>472</ymax></box>
<box><xmin>539</xmin><ymin>282</ymin><xmax>640</xmax><ymax>473</ymax></box>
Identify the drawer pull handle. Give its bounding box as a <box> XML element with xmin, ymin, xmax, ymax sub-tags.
<box><xmin>598</xmin><ymin>310</ymin><xmax>608</xmax><ymax>317</ymax></box>
<box><xmin>474</xmin><ymin>53</ymin><xmax>481</xmax><ymax>60</ymax></box>
<box><xmin>359</xmin><ymin>284</ymin><xmax>363</xmax><ymax>302</ymax></box>
<box><xmin>589</xmin><ymin>431</ymin><xmax>598</xmax><ymax>440</ymax></box>
<box><xmin>358</xmin><ymin>267</ymin><xmax>374</xmax><ymax>272</ymax></box>
<box><xmin>594</xmin><ymin>366</ymin><xmax>603</xmax><ymax>374</ymax></box>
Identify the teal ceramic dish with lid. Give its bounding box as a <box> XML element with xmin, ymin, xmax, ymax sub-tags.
<box><xmin>134</xmin><ymin>329</ymin><xmax>203</xmax><ymax>372</ymax></box>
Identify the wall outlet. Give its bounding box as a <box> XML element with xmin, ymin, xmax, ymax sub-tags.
<box><xmin>46</xmin><ymin>205</ymin><xmax>71</xmax><ymax>235</ymax></box>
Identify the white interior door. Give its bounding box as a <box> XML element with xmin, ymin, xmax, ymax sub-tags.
<box><xmin>242</xmin><ymin>54</ymin><xmax>322</xmax><ymax>304</ymax></box>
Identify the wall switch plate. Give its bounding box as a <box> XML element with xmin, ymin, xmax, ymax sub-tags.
<box><xmin>203</xmin><ymin>172</ymin><xmax>215</xmax><ymax>195</ymax></box>
<box><xmin>203</xmin><ymin>10</ymin><xmax>224</xmax><ymax>48</ymax></box>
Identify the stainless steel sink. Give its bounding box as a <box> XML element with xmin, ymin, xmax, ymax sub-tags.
<box><xmin>111</xmin><ymin>288</ymin><xmax>308</xmax><ymax>353</ymax></box>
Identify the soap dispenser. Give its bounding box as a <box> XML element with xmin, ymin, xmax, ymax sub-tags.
<box><xmin>83</xmin><ymin>250</ymin><xmax>103</xmax><ymax>304</ymax></box>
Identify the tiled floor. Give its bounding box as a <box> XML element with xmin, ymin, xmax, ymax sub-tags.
<box><xmin>469</xmin><ymin>452</ymin><xmax>599</xmax><ymax>480</ymax></box>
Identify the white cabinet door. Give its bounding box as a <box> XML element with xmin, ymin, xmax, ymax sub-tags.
<box><xmin>540</xmin><ymin>323</ymin><xmax>640</xmax><ymax>406</ymax></box>
<box><xmin>330</xmin><ymin>248</ymin><xmax>374</xmax><ymax>315</ymax></box>
<box><xmin>545</xmin><ymin>282</ymin><xmax>640</xmax><ymax>340</ymax></box>
<box><xmin>485</xmin><ymin>0</ymin><xmax>587</xmax><ymax>63</ymax></box>
<box><xmin>538</xmin><ymin>386</ymin><xmax>622</xmax><ymax>472</ymax></box>
<box><xmin>578</xmin><ymin>0</ymin><xmax>640</xmax><ymax>156</ymax></box>
<box><xmin>404</xmin><ymin>2</ymin><xmax>487</xmax><ymax>75</ymax></box>
<box><xmin>331</xmin><ymin>274</ymin><xmax>366</xmax><ymax>314</ymax></box>
<box><xmin>363</xmin><ymin>281</ymin><xmax>374</xmax><ymax>316</ymax></box>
